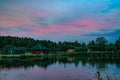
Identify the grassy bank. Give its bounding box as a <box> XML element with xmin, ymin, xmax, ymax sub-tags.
<box><xmin>0</xmin><ymin>51</ymin><xmax>120</xmax><ymax>61</ymax></box>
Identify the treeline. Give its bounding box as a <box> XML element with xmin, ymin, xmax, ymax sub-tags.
<box><xmin>0</xmin><ymin>36</ymin><xmax>120</xmax><ymax>52</ymax></box>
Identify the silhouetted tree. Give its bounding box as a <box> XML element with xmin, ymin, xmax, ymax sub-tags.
<box><xmin>88</xmin><ymin>40</ymin><xmax>96</xmax><ymax>51</ymax></box>
<box><xmin>0</xmin><ymin>35</ymin><xmax>119</xmax><ymax>52</ymax></box>
<box><xmin>105</xmin><ymin>43</ymin><xmax>117</xmax><ymax>51</ymax></box>
<box><xmin>115</xmin><ymin>37</ymin><xmax>120</xmax><ymax>51</ymax></box>
<box><xmin>96</xmin><ymin>37</ymin><xmax>107</xmax><ymax>51</ymax></box>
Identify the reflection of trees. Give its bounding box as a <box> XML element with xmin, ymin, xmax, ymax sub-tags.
<box><xmin>86</xmin><ymin>58</ymin><xmax>120</xmax><ymax>70</ymax></box>
<box><xmin>81</xmin><ymin>59</ymin><xmax>87</xmax><ymax>66</ymax></box>
<box><xmin>0</xmin><ymin>58</ymin><xmax>56</xmax><ymax>69</ymax></box>
<box><xmin>0</xmin><ymin>57</ymin><xmax>120</xmax><ymax>70</ymax></box>
<box><xmin>88</xmin><ymin>58</ymin><xmax>108</xmax><ymax>70</ymax></box>
<box><xmin>35</xmin><ymin>59</ymin><xmax>56</xmax><ymax>69</ymax></box>
<box><xmin>96</xmin><ymin>62</ymin><xmax>108</xmax><ymax>70</ymax></box>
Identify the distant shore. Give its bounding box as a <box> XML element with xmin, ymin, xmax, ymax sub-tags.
<box><xmin>0</xmin><ymin>51</ymin><xmax>120</xmax><ymax>61</ymax></box>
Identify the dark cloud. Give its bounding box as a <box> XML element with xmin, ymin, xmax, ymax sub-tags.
<box><xmin>17</xmin><ymin>27</ymin><xmax>33</xmax><ymax>32</ymax></box>
<box><xmin>83</xmin><ymin>29</ymin><xmax>120</xmax><ymax>42</ymax></box>
<box><xmin>62</xmin><ymin>23</ymin><xmax>87</xmax><ymax>27</ymax></box>
<box><xmin>84</xmin><ymin>29</ymin><xmax>120</xmax><ymax>37</ymax></box>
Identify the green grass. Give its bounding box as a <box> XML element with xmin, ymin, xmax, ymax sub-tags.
<box><xmin>0</xmin><ymin>51</ymin><xmax>119</xmax><ymax>61</ymax></box>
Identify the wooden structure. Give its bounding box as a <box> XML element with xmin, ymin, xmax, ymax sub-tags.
<box><xmin>67</xmin><ymin>49</ymin><xmax>75</xmax><ymax>53</ymax></box>
<box><xmin>30</xmin><ymin>44</ymin><xmax>49</xmax><ymax>54</ymax></box>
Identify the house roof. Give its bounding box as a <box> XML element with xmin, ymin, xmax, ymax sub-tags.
<box><xmin>3</xmin><ymin>45</ymin><xmax>17</xmax><ymax>51</ymax></box>
<box><xmin>3</xmin><ymin>45</ymin><xmax>25</xmax><ymax>51</ymax></box>
<box><xmin>30</xmin><ymin>44</ymin><xmax>49</xmax><ymax>50</ymax></box>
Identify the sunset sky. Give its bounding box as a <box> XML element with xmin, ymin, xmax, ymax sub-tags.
<box><xmin>0</xmin><ymin>0</ymin><xmax>120</xmax><ymax>42</ymax></box>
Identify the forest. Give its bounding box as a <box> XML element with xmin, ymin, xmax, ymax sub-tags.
<box><xmin>0</xmin><ymin>36</ymin><xmax>120</xmax><ymax>52</ymax></box>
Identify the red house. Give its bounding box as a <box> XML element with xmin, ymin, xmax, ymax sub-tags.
<box><xmin>30</xmin><ymin>44</ymin><xmax>49</xmax><ymax>54</ymax></box>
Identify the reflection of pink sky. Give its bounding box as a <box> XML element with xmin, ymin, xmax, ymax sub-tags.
<box><xmin>1</xmin><ymin>62</ymin><xmax>120</xmax><ymax>80</ymax></box>
<box><xmin>0</xmin><ymin>63</ymin><xmax>98</xmax><ymax>80</ymax></box>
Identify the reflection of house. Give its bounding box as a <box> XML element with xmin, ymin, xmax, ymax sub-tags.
<box><xmin>67</xmin><ymin>57</ymin><xmax>75</xmax><ymax>61</ymax></box>
<box><xmin>30</xmin><ymin>44</ymin><xmax>49</xmax><ymax>54</ymax></box>
<box><xmin>67</xmin><ymin>49</ymin><xmax>75</xmax><ymax>53</ymax></box>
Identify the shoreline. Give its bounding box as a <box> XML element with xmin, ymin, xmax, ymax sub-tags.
<box><xmin>0</xmin><ymin>51</ymin><xmax>120</xmax><ymax>60</ymax></box>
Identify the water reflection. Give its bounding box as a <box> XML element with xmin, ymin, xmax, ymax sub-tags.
<box><xmin>0</xmin><ymin>57</ymin><xmax>120</xmax><ymax>80</ymax></box>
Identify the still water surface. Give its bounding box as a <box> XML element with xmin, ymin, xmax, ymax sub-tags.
<box><xmin>0</xmin><ymin>57</ymin><xmax>120</xmax><ymax>80</ymax></box>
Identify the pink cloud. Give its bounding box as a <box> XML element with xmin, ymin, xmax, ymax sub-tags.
<box><xmin>0</xmin><ymin>19</ymin><xmax>32</xmax><ymax>27</ymax></box>
<box><xmin>0</xmin><ymin>6</ymin><xmax>56</xmax><ymax>27</ymax></box>
<box><xmin>70</xmin><ymin>20</ymin><xmax>103</xmax><ymax>27</ymax></box>
<box><xmin>0</xmin><ymin>18</ymin><xmax>105</xmax><ymax>38</ymax></box>
<box><xmin>27</xmin><ymin>20</ymin><xmax>102</xmax><ymax>36</ymax></box>
<box><xmin>28</xmin><ymin>24</ymin><xmax>81</xmax><ymax>36</ymax></box>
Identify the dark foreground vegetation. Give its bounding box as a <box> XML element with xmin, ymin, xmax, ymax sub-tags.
<box><xmin>0</xmin><ymin>35</ymin><xmax>120</xmax><ymax>52</ymax></box>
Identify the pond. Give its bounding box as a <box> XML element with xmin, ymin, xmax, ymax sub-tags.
<box><xmin>0</xmin><ymin>57</ymin><xmax>120</xmax><ymax>80</ymax></box>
